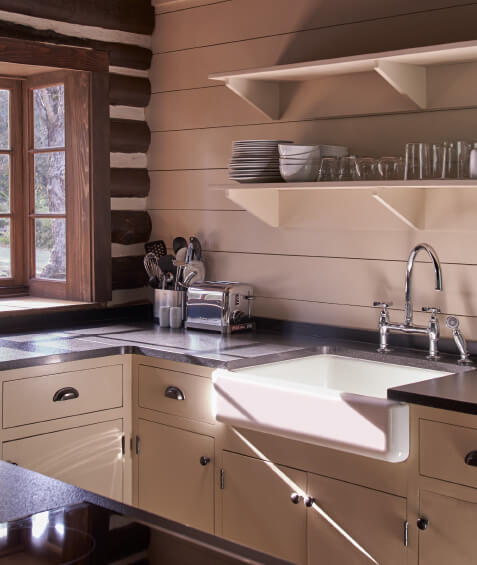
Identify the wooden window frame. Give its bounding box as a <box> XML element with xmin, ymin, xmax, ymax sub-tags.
<box><xmin>0</xmin><ymin>37</ymin><xmax>110</xmax><ymax>303</ymax></box>
<box><xmin>0</xmin><ymin>77</ymin><xmax>26</xmax><ymax>295</ymax></box>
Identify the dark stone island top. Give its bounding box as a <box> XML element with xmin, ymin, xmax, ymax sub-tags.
<box><xmin>0</xmin><ymin>460</ymin><xmax>290</xmax><ymax>564</ymax></box>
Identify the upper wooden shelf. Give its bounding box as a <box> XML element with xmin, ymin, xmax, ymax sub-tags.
<box><xmin>209</xmin><ymin>40</ymin><xmax>477</xmax><ymax>119</ymax></box>
<box><xmin>212</xmin><ymin>180</ymin><xmax>477</xmax><ymax>230</ymax></box>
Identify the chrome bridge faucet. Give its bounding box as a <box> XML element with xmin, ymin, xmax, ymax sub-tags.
<box><xmin>374</xmin><ymin>243</ymin><xmax>443</xmax><ymax>360</ymax></box>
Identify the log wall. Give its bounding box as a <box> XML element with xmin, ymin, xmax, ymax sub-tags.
<box><xmin>0</xmin><ymin>2</ymin><xmax>154</xmax><ymax>303</ymax></box>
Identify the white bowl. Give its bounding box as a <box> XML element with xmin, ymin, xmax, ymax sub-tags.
<box><xmin>279</xmin><ymin>144</ymin><xmax>320</xmax><ymax>157</ymax></box>
<box><xmin>280</xmin><ymin>161</ymin><xmax>320</xmax><ymax>182</ymax></box>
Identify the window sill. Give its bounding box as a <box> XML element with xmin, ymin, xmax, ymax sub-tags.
<box><xmin>0</xmin><ymin>297</ymin><xmax>100</xmax><ymax>317</ymax></box>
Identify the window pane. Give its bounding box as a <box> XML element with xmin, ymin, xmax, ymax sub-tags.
<box><xmin>35</xmin><ymin>218</ymin><xmax>66</xmax><ymax>280</ymax></box>
<box><xmin>0</xmin><ymin>90</ymin><xmax>9</xmax><ymax>150</ymax></box>
<box><xmin>33</xmin><ymin>84</ymin><xmax>65</xmax><ymax>149</ymax></box>
<box><xmin>34</xmin><ymin>152</ymin><xmax>65</xmax><ymax>213</ymax></box>
<box><xmin>0</xmin><ymin>218</ymin><xmax>10</xmax><ymax>277</ymax></box>
<box><xmin>0</xmin><ymin>154</ymin><xmax>9</xmax><ymax>213</ymax></box>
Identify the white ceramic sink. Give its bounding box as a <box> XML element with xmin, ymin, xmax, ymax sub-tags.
<box><xmin>212</xmin><ymin>354</ymin><xmax>451</xmax><ymax>462</ymax></box>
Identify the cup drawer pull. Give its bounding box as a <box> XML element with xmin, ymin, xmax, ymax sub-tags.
<box><xmin>53</xmin><ymin>387</ymin><xmax>80</xmax><ymax>402</ymax></box>
<box><xmin>464</xmin><ymin>451</ymin><xmax>477</xmax><ymax>466</ymax></box>
<box><xmin>164</xmin><ymin>386</ymin><xmax>185</xmax><ymax>401</ymax></box>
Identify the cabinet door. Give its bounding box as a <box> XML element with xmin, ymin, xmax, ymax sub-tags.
<box><xmin>2</xmin><ymin>419</ymin><xmax>123</xmax><ymax>501</ymax></box>
<box><xmin>307</xmin><ymin>473</ymin><xmax>407</xmax><ymax>565</ymax></box>
<box><xmin>419</xmin><ymin>490</ymin><xmax>477</xmax><ymax>565</ymax></box>
<box><xmin>220</xmin><ymin>451</ymin><xmax>307</xmax><ymax>565</ymax></box>
<box><xmin>137</xmin><ymin>419</ymin><xmax>214</xmax><ymax>533</ymax></box>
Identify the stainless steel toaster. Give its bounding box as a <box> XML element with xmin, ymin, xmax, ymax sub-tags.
<box><xmin>185</xmin><ymin>281</ymin><xmax>255</xmax><ymax>333</ymax></box>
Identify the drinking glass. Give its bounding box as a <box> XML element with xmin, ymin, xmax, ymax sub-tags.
<box><xmin>338</xmin><ymin>156</ymin><xmax>359</xmax><ymax>181</ymax></box>
<box><xmin>317</xmin><ymin>157</ymin><xmax>338</xmax><ymax>181</ymax></box>
<box><xmin>430</xmin><ymin>144</ymin><xmax>444</xmax><ymax>179</ymax></box>
<box><xmin>404</xmin><ymin>143</ymin><xmax>430</xmax><ymax>180</ymax></box>
<box><xmin>456</xmin><ymin>140</ymin><xmax>471</xmax><ymax>178</ymax></box>
<box><xmin>441</xmin><ymin>141</ymin><xmax>456</xmax><ymax>178</ymax></box>
<box><xmin>378</xmin><ymin>156</ymin><xmax>404</xmax><ymax>180</ymax></box>
<box><xmin>356</xmin><ymin>157</ymin><xmax>379</xmax><ymax>180</ymax></box>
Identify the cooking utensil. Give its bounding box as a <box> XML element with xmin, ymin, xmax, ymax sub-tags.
<box><xmin>144</xmin><ymin>253</ymin><xmax>163</xmax><ymax>279</ymax></box>
<box><xmin>144</xmin><ymin>240</ymin><xmax>167</xmax><ymax>257</ymax></box>
<box><xmin>190</xmin><ymin>236</ymin><xmax>202</xmax><ymax>261</ymax></box>
<box><xmin>183</xmin><ymin>259</ymin><xmax>206</xmax><ymax>286</ymax></box>
<box><xmin>173</xmin><ymin>236</ymin><xmax>188</xmax><ymax>255</ymax></box>
<box><xmin>158</xmin><ymin>255</ymin><xmax>177</xmax><ymax>276</ymax></box>
<box><xmin>176</xmin><ymin>247</ymin><xmax>187</xmax><ymax>263</ymax></box>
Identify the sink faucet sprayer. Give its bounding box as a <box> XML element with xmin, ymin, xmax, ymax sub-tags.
<box><xmin>374</xmin><ymin>243</ymin><xmax>471</xmax><ymax>364</ymax></box>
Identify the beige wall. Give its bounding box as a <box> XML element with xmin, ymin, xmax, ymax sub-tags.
<box><xmin>147</xmin><ymin>0</ymin><xmax>477</xmax><ymax>339</ymax></box>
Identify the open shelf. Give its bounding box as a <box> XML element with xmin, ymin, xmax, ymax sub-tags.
<box><xmin>212</xmin><ymin>180</ymin><xmax>477</xmax><ymax>230</ymax></box>
<box><xmin>209</xmin><ymin>40</ymin><xmax>477</xmax><ymax>119</ymax></box>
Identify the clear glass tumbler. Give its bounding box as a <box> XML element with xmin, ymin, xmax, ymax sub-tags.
<box><xmin>378</xmin><ymin>156</ymin><xmax>404</xmax><ymax>180</ymax></box>
<box><xmin>456</xmin><ymin>140</ymin><xmax>471</xmax><ymax>178</ymax></box>
<box><xmin>338</xmin><ymin>156</ymin><xmax>359</xmax><ymax>181</ymax></box>
<box><xmin>404</xmin><ymin>142</ymin><xmax>431</xmax><ymax>180</ymax></box>
<box><xmin>317</xmin><ymin>157</ymin><xmax>338</xmax><ymax>181</ymax></box>
<box><xmin>356</xmin><ymin>157</ymin><xmax>379</xmax><ymax>180</ymax></box>
<box><xmin>430</xmin><ymin>144</ymin><xmax>444</xmax><ymax>179</ymax></box>
<box><xmin>442</xmin><ymin>141</ymin><xmax>456</xmax><ymax>178</ymax></box>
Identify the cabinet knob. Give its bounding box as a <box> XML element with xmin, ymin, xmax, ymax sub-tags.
<box><xmin>304</xmin><ymin>496</ymin><xmax>315</xmax><ymax>508</ymax></box>
<box><xmin>290</xmin><ymin>492</ymin><xmax>301</xmax><ymax>504</ymax></box>
<box><xmin>417</xmin><ymin>517</ymin><xmax>429</xmax><ymax>530</ymax></box>
<box><xmin>164</xmin><ymin>386</ymin><xmax>185</xmax><ymax>401</ymax></box>
<box><xmin>199</xmin><ymin>456</ymin><xmax>210</xmax><ymax>466</ymax></box>
<box><xmin>465</xmin><ymin>451</ymin><xmax>477</xmax><ymax>466</ymax></box>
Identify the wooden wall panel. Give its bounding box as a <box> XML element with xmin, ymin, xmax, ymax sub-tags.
<box><xmin>148</xmin><ymin>67</ymin><xmax>477</xmax><ymax>131</ymax></box>
<box><xmin>147</xmin><ymin>170</ymin><xmax>238</xmax><ymax>210</ymax></box>
<box><xmin>148</xmin><ymin>209</ymin><xmax>477</xmax><ymax>264</ymax></box>
<box><xmin>148</xmin><ymin>108</ymin><xmax>477</xmax><ymax>170</ymax></box>
<box><xmin>148</xmin><ymin>0</ymin><xmax>477</xmax><ymax>336</ymax></box>
<box><xmin>151</xmin><ymin>4</ymin><xmax>477</xmax><ymax>91</ymax></box>
<box><xmin>153</xmin><ymin>0</ymin><xmax>474</xmax><ymax>53</ymax></box>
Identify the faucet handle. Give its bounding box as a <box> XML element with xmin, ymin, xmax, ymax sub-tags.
<box><xmin>422</xmin><ymin>306</ymin><xmax>441</xmax><ymax>315</ymax></box>
<box><xmin>373</xmin><ymin>301</ymin><xmax>393</xmax><ymax>309</ymax></box>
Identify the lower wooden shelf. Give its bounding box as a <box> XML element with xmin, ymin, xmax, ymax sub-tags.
<box><xmin>212</xmin><ymin>180</ymin><xmax>477</xmax><ymax>230</ymax></box>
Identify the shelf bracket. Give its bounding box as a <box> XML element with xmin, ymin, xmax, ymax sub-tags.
<box><xmin>374</xmin><ymin>60</ymin><xmax>427</xmax><ymax>108</ymax></box>
<box><xmin>227</xmin><ymin>188</ymin><xmax>280</xmax><ymax>227</ymax></box>
<box><xmin>225</xmin><ymin>77</ymin><xmax>280</xmax><ymax>120</ymax></box>
<box><xmin>372</xmin><ymin>188</ymin><xmax>426</xmax><ymax>230</ymax></box>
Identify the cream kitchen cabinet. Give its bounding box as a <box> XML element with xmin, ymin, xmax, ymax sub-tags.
<box><xmin>220</xmin><ymin>450</ymin><xmax>307</xmax><ymax>565</ymax></box>
<box><xmin>3</xmin><ymin>419</ymin><xmax>124</xmax><ymax>500</ymax></box>
<box><xmin>307</xmin><ymin>472</ymin><xmax>407</xmax><ymax>565</ymax></box>
<box><xmin>0</xmin><ymin>355</ymin><xmax>131</xmax><ymax>503</ymax></box>
<box><xmin>219</xmin><ymin>451</ymin><xmax>407</xmax><ymax>565</ymax></box>
<box><xmin>418</xmin><ymin>490</ymin><xmax>477</xmax><ymax>565</ymax></box>
<box><xmin>137</xmin><ymin>418</ymin><xmax>215</xmax><ymax>533</ymax></box>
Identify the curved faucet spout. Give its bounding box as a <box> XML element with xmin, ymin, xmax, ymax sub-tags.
<box><xmin>404</xmin><ymin>243</ymin><xmax>443</xmax><ymax>326</ymax></box>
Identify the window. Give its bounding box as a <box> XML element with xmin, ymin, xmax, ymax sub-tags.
<box><xmin>0</xmin><ymin>69</ymin><xmax>108</xmax><ymax>302</ymax></box>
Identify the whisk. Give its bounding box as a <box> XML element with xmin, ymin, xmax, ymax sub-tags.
<box><xmin>144</xmin><ymin>252</ymin><xmax>163</xmax><ymax>282</ymax></box>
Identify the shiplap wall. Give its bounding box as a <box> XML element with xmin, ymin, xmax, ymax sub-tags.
<box><xmin>148</xmin><ymin>0</ymin><xmax>477</xmax><ymax>339</ymax></box>
<box><xmin>0</xmin><ymin>5</ymin><xmax>153</xmax><ymax>305</ymax></box>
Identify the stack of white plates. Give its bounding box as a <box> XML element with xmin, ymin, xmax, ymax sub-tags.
<box><xmin>229</xmin><ymin>140</ymin><xmax>293</xmax><ymax>183</ymax></box>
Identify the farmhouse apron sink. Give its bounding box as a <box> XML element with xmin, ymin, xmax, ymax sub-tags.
<box><xmin>212</xmin><ymin>354</ymin><xmax>450</xmax><ymax>462</ymax></box>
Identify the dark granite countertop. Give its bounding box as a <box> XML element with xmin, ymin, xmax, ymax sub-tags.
<box><xmin>0</xmin><ymin>321</ymin><xmax>474</xmax><ymax>414</ymax></box>
<box><xmin>0</xmin><ymin>460</ymin><xmax>290</xmax><ymax>564</ymax></box>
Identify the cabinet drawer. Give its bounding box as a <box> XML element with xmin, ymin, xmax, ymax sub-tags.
<box><xmin>420</xmin><ymin>419</ymin><xmax>477</xmax><ymax>488</ymax></box>
<box><xmin>138</xmin><ymin>364</ymin><xmax>213</xmax><ymax>423</ymax></box>
<box><xmin>3</xmin><ymin>365</ymin><xmax>123</xmax><ymax>428</ymax></box>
